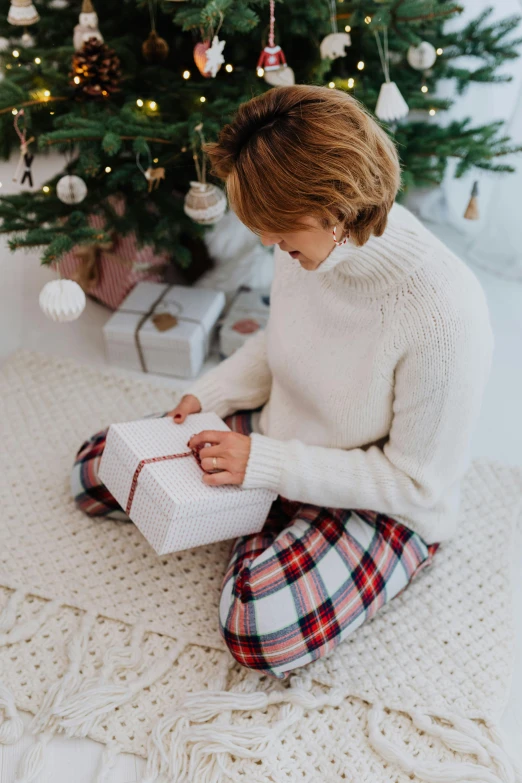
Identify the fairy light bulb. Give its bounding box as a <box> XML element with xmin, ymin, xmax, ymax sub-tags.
<box><xmin>357</xmin><ymin>61</ymin><xmax>364</xmax><ymax>70</ymax></box>
<box><xmin>200</xmin><ymin>96</ymin><xmax>206</xmax><ymax>103</ymax></box>
<box><xmin>345</xmin><ymin>25</ymin><xmax>351</xmax><ymax>32</ymax></box>
<box><xmin>257</xmin><ymin>67</ymin><xmax>264</xmax><ymax>77</ymax></box>
<box><xmin>12</xmin><ymin>108</ymin><xmax>17</xmax><ymax>115</ymax></box>
<box><xmin>182</xmin><ymin>70</ymin><xmax>190</xmax><ymax>79</ymax></box>
<box><xmin>225</xmin><ymin>63</ymin><xmax>233</xmax><ymax>72</ymax></box>
<box><xmin>136</xmin><ymin>98</ymin><xmax>144</xmax><ymax>107</ymax></box>
<box><xmin>12</xmin><ymin>49</ymin><xmax>19</xmax><ymax>57</ymax></box>
<box><xmin>149</xmin><ymin>100</ymin><xmax>157</xmax><ymax>110</ymax></box>
<box><xmin>73</xmin><ymin>76</ymin><xmax>80</xmax><ymax>84</ymax></box>
<box><xmin>328</xmin><ymin>81</ymin><xmax>335</xmax><ymax>89</ymax></box>
<box><xmin>347</xmin><ymin>78</ymin><xmax>355</xmax><ymax>89</ymax></box>
<box><xmin>153</xmin><ymin>157</ymin><xmax>158</xmax><ymax>163</ymax></box>
<box><xmin>364</xmin><ymin>16</ymin><xmax>371</xmax><ymax>24</ymax></box>
<box><xmin>429</xmin><ymin>108</ymin><xmax>436</xmax><ymax>116</ymax></box>
<box><xmin>436</xmin><ymin>48</ymin><xmax>443</xmax><ymax>55</ymax></box>
<box><xmin>42</xmin><ymin>185</ymin><xmax>50</xmax><ymax>193</ymax></box>
<box><xmin>34</xmin><ymin>57</ymin><xmax>41</xmax><ymax>64</ymax></box>
<box><xmin>44</xmin><ymin>90</ymin><xmax>50</xmax><ymax>97</ymax></box>
<box><xmin>105</xmin><ymin>166</ymin><xmax>111</xmax><ymax>173</ymax></box>
<box><xmin>421</xmin><ymin>85</ymin><xmax>428</xmax><ymax>93</ymax></box>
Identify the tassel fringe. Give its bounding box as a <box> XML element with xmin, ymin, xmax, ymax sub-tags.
<box><xmin>0</xmin><ymin>594</ymin><xmax>521</xmax><ymax>783</ymax></box>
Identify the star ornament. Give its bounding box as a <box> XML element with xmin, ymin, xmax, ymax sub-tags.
<box><xmin>205</xmin><ymin>35</ymin><xmax>226</xmax><ymax>78</ymax></box>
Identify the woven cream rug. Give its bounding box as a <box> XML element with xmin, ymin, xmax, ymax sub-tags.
<box><xmin>1</xmin><ymin>348</ymin><xmax>521</xmax><ymax>783</ymax></box>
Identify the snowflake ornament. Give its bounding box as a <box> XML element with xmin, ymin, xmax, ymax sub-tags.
<box><xmin>205</xmin><ymin>35</ymin><xmax>225</xmax><ymax>78</ymax></box>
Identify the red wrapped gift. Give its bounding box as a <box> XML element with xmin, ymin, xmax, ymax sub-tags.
<box><xmin>53</xmin><ymin>196</ymin><xmax>171</xmax><ymax>311</ymax></box>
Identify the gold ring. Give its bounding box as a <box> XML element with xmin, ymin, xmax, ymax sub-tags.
<box><xmin>212</xmin><ymin>457</ymin><xmax>217</xmax><ymax>468</ymax></box>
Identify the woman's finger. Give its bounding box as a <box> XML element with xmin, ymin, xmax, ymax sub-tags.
<box><xmin>188</xmin><ymin>430</ymin><xmax>226</xmax><ymax>449</ymax></box>
<box><xmin>202</xmin><ymin>470</ymin><xmax>238</xmax><ymax>486</ymax></box>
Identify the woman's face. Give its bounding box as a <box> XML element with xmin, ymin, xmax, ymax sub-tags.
<box><xmin>259</xmin><ymin>216</ymin><xmax>338</xmax><ymax>271</ymax></box>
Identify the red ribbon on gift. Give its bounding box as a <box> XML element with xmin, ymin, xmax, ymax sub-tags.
<box><xmin>126</xmin><ymin>440</ymin><xmax>205</xmax><ymax>516</ymax></box>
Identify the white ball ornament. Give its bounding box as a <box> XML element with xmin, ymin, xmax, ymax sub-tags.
<box><xmin>39</xmin><ymin>279</ymin><xmax>86</xmax><ymax>322</ymax></box>
<box><xmin>56</xmin><ymin>174</ymin><xmax>88</xmax><ymax>204</ymax></box>
<box><xmin>183</xmin><ymin>181</ymin><xmax>227</xmax><ymax>225</ymax></box>
<box><xmin>407</xmin><ymin>41</ymin><xmax>437</xmax><ymax>71</ymax></box>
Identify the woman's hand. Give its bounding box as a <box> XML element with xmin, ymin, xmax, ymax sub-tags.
<box><xmin>187</xmin><ymin>430</ymin><xmax>252</xmax><ymax>486</ymax></box>
<box><xmin>167</xmin><ymin>394</ymin><xmax>202</xmax><ymax>423</ymax></box>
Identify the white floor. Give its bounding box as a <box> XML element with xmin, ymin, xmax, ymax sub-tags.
<box><xmin>1</xmin><ymin>172</ymin><xmax>522</xmax><ymax>779</ymax></box>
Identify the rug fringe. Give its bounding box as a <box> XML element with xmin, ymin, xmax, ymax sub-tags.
<box><xmin>0</xmin><ymin>681</ymin><xmax>24</xmax><ymax>744</ymax></box>
<box><xmin>94</xmin><ymin>740</ymin><xmax>122</xmax><ymax>783</ymax></box>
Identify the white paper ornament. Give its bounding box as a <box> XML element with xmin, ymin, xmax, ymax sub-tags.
<box><xmin>7</xmin><ymin>0</ymin><xmax>39</xmax><ymax>26</ymax></box>
<box><xmin>264</xmin><ymin>65</ymin><xmax>295</xmax><ymax>86</ymax></box>
<box><xmin>20</xmin><ymin>30</ymin><xmax>34</xmax><ymax>46</ymax></box>
<box><xmin>0</xmin><ymin>36</ymin><xmax>9</xmax><ymax>51</ymax></box>
<box><xmin>375</xmin><ymin>81</ymin><xmax>409</xmax><ymax>122</ymax></box>
<box><xmin>56</xmin><ymin>174</ymin><xmax>88</xmax><ymax>204</ymax></box>
<box><xmin>184</xmin><ymin>181</ymin><xmax>227</xmax><ymax>225</ymax></box>
<box><xmin>73</xmin><ymin>0</ymin><xmax>103</xmax><ymax>51</ymax></box>
<box><xmin>407</xmin><ymin>41</ymin><xmax>437</xmax><ymax>71</ymax></box>
<box><xmin>204</xmin><ymin>35</ymin><xmax>225</xmax><ymax>78</ymax></box>
<box><xmin>39</xmin><ymin>279</ymin><xmax>86</xmax><ymax>322</ymax></box>
<box><xmin>320</xmin><ymin>31</ymin><xmax>351</xmax><ymax>60</ymax></box>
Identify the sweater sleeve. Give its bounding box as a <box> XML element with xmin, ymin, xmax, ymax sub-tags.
<box><xmin>183</xmin><ymin>327</ymin><xmax>272</xmax><ymax>419</ymax></box>
<box><xmin>240</xmin><ymin>300</ymin><xmax>494</xmax><ymax>524</ymax></box>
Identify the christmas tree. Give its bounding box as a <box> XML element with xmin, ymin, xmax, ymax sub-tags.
<box><xmin>0</xmin><ymin>0</ymin><xmax>521</xmax><ymax>274</ymax></box>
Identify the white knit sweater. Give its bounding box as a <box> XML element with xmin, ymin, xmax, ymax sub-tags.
<box><xmin>185</xmin><ymin>204</ymin><xmax>494</xmax><ymax>544</ymax></box>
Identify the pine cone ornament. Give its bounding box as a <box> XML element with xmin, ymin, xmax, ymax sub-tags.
<box><xmin>70</xmin><ymin>36</ymin><xmax>122</xmax><ymax>99</ymax></box>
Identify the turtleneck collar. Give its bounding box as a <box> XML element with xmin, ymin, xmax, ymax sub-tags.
<box><xmin>306</xmin><ymin>205</ymin><xmax>428</xmax><ymax>295</ymax></box>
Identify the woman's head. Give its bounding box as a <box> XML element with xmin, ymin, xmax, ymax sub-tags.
<box><xmin>204</xmin><ymin>84</ymin><xmax>401</xmax><ymax>270</ymax></box>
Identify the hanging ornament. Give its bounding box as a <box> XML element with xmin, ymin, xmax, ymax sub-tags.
<box><xmin>39</xmin><ymin>278</ymin><xmax>86</xmax><ymax>322</ymax></box>
<box><xmin>12</xmin><ymin>109</ymin><xmax>35</xmax><ymax>186</ymax></box>
<box><xmin>20</xmin><ymin>27</ymin><xmax>34</xmax><ymax>46</ymax></box>
<box><xmin>374</xmin><ymin>28</ymin><xmax>409</xmax><ymax>122</ymax></box>
<box><xmin>142</xmin><ymin>0</ymin><xmax>169</xmax><ymax>63</ymax></box>
<box><xmin>407</xmin><ymin>41</ymin><xmax>437</xmax><ymax>71</ymax></box>
<box><xmin>73</xmin><ymin>0</ymin><xmax>103</xmax><ymax>52</ymax></box>
<box><xmin>464</xmin><ymin>181</ymin><xmax>480</xmax><ymax>220</ymax></box>
<box><xmin>7</xmin><ymin>0</ymin><xmax>39</xmax><ymax>26</ymax></box>
<box><xmin>257</xmin><ymin>0</ymin><xmax>295</xmax><ymax>87</ymax></box>
<box><xmin>0</xmin><ymin>37</ymin><xmax>10</xmax><ymax>51</ymax></box>
<box><xmin>204</xmin><ymin>34</ymin><xmax>226</xmax><ymax>78</ymax></box>
<box><xmin>184</xmin><ymin>124</ymin><xmax>226</xmax><ymax>225</ymax></box>
<box><xmin>193</xmin><ymin>12</ymin><xmax>225</xmax><ymax>78</ymax></box>
<box><xmin>320</xmin><ymin>0</ymin><xmax>351</xmax><ymax>60</ymax></box>
<box><xmin>70</xmin><ymin>37</ymin><xmax>121</xmax><ymax>99</ymax></box>
<box><xmin>57</xmin><ymin>174</ymin><xmax>88</xmax><ymax>204</ymax></box>
<box><xmin>136</xmin><ymin>149</ymin><xmax>165</xmax><ymax>193</ymax></box>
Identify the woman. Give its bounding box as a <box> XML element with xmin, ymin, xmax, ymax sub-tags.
<box><xmin>72</xmin><ymin>85</ymin><xmax>493</xmax><ymax>681</ymax></box>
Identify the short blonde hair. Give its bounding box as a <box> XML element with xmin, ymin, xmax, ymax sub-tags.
<box><xmin>204</xmin><ymin>84</ymin><xmax>401</xmax><ymax>247</ymax></box>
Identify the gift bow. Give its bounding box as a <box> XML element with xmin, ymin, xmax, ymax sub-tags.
<box><xmin>71</xmin><ymin>233</ymin><xmax>131</xmax><ymax>293</ymax></box>
<box><xmin>126</xmin><ymin>439</ymin><xmax>206</xmax><ymax>516</ymax></box>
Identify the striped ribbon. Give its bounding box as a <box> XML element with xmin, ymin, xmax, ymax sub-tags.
<box><xmin>125</xmin><ymin>446</ymin><xmax>204</xmax><ymax>516</ymax></box>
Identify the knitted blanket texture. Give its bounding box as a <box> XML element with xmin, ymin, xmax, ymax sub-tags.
<box><xmin>0</xmin><ymin>349</ymin><xmax>521</xmax><ymax>783</ymax></box>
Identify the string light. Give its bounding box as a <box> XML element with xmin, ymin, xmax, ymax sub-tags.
<box><xmin>34</xmin><ymin>57</ymin><xmax>41</xmax><ymax>64</ymax></box>
<box><xmin>436</xmin><ymin>48</ymin><xmax>443</xmax><ymax>55</ymax></box>
<box><xmin>50</xmin><ymin>111</ymin><xmax>54</xmax><ymax>115</ymax></box>
<box><xmin>364</xmin><ymin>16</ymin><xmax>372</xmax><ymax>24</ymax></box>
<box><xmin>105</xmin><ymin>166</ymin><xmax>111</xmax><ymax>173</ymax></box>
<box><xmin>357</xmin><ymin>60</ymin><xmax>364</xmax><ymax>70</ymax></box>
<box><xmin>42</xmin><ymin>185</ymin><xmax>50</xmax><ymax>193</ymax></box>
<box><xmin>6</xmin><ymin>64</ymin><xmax>11</xmax><ymax>69</ymax></box>
<box><xmin>153</xmin><ymin>157</ymin><xmax>158</xmax><ymax>163</ymax></box>
<box><xmin>257</xmin><ymin>67</ymin><xmax>264</xmax><ymax>77</ymax></box>
<box><xmin>12</xmin><ymin>49</ymin><xmax>19</xmax><ymax>57</ymax></box>
<box><xmin>136</xmin><ymin>98</ymin><xmax>144</xmax><ymax>107</ymax></box>
<box><xmin>225</xmin><ymin>63</ymin><xmax>233</xmax><ymax>72</ymax></box>
<box><xmin>149</xmin><ymin>100</ymin><xmax>157</xmax><ymax>110</ymax></box>
<box><xmin>421</xmin><ymin>85</ymin><xmax>428</xmax><ymax>93</ymax></box>
<box><xmin>429</xmin><ymin>108</ymin><xmax>436</xmax><ymax>116</ymax></box>
<box><xmin>73</xmin><ymin>76</ymin><xmax>80</xmax><ymax>84</ymax></box>
<box><xmin>347</xmin><ymin>77</ymin><xmax>355</xmax><ymax>89</ymax></box>
<box><xmin>11</xmin><ymin>108</ymin><xmax>17</xmax><ymax>115</ymax></box>
<box><xmin>328</xmin><ymin>81</ymin><xmax>335</xmax><ymax>88</ymax></box>
<box><xmin>44</xmin><ymin>90</ymin><xmax>50</xmax><ymax>98</ymax></box>
<box><xmin>102</xmin><ymin>90</ymin><xmax>108</xmax><ymax>96</ymax></box>
<box><xmin>345</xmin><ymin>25</ymin><xmax>351</xmax><ymax>32</ymax></box>
<box><xmin>182</xmin><ymin>70</ymin><xmax>190</xmax><ymax>79</ymax></box>
<box><xmin>200</xmin><ymin>96</ymin><xmax>206</xmax><ymax>103</ymax></box>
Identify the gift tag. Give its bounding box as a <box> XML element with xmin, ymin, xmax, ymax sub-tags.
<box><xmin>152</xmin><ymin>312</ymin><xmax>178</xmax><ymax>332</ymax></box>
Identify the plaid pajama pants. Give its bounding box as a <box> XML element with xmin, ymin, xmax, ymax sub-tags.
<box><xmin>71</xmin><ymin>407</ymin><xmax>440</xmax><ymax>681</ymax></box>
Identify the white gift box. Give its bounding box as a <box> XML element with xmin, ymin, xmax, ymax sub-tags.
<box><xmin>219</xmin><ymin>287</ymin><xmax>270</xmax><ymax>359</ymax></box>
<box><xmin>103</xmin><ymin>282</ymin><xmax>226</xmax><ymax>378</ymax></box>
<box><xmin>98</xmin><ymin>411</ymin><xmax>278</xmax><ymax>555</ymax></box>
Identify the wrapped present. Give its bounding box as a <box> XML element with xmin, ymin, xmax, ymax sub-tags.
<box><xmin>98</xmin><ymin>412</ymin><xmax>278</xmax><ymax>554</ymax></box>
<box><xmin>219</xmin><ymin>286</ymin><xmax>271</xmax><ymax>359</ymax></box>
<box><xmin>103</xmin><ymin>281</ymin><xmax>226</xmax><ymax>378</ymax></box>
<box><xmin>53</xmin><ymin>196</ymin><xmax>170</xmax><ymax>310</ymax></box>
